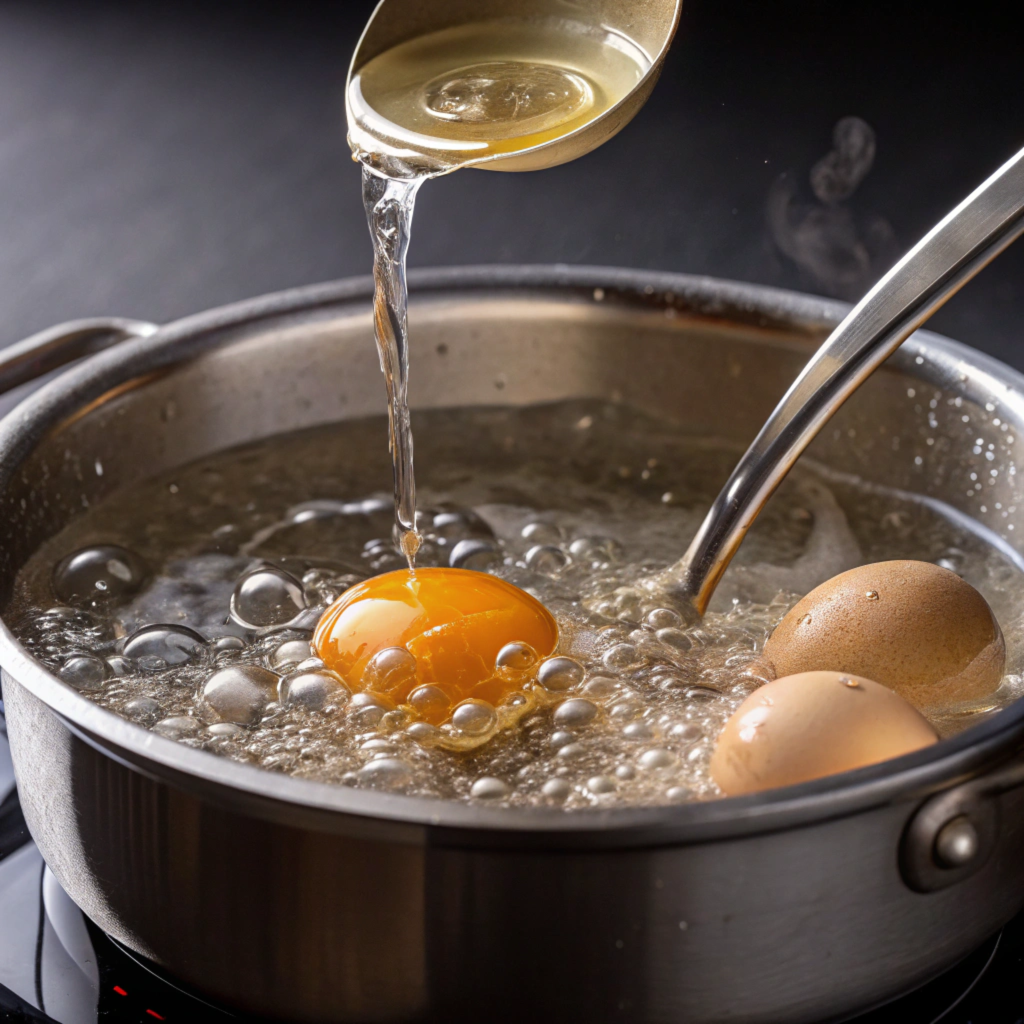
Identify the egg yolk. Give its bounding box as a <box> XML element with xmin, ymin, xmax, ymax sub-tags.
<box><xmin>313</xmin><ymin>568</ymin><xmax>558</xmax><ymax>711</ymax></box>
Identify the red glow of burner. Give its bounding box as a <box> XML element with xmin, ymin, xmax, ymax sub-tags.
<box><xmin>145</xmin><ymin>1011</ymin><xmax>165</xmax><ymax>1020</ymax></box>
<box><xmin>113</xmin><ymin>986</ymin><xmax>127</xmax><ymax>996</ymax></box>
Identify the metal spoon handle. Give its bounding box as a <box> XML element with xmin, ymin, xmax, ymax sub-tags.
<box><xmin>672</xmin><ymin>144</ymin><xmax>1024</xmax><ymax>616</ymax></box>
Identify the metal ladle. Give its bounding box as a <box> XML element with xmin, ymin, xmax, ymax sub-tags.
<box><xmin>668</xmin><ymin>144</ymin><xmax>1024</xmax><ymax>617</ymax></box>
<box><xmin>347</xmin><ymin>0</ymin><xmax>683</xmax><ymax>173</ymax></box>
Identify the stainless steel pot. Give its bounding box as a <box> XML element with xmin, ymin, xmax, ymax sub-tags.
<box><xmin>3</xmin><ymin>266</ymin><xmax>1024</xmax><ymax>1024</ymax></box>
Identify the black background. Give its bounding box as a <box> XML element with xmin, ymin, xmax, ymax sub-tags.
<box><xmin>0</xmin><ymin>1</ymin><xmax>1021</xmax><ymax>363</ymax></box>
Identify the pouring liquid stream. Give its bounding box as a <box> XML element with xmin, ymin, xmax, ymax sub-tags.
<box><xmin>352</xmin><ymin>16</ymin><xmax>651</xmax><ymax>565</ymax></box>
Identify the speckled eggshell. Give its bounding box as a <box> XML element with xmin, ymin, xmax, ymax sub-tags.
<box><xmin>763</xmin><ymin>560</ymin><xmax>1005</xmax><ymax>710</ymax></box>
<box><xmin>710</xmin><ymin>670</ymin><xmax>938</xmax><ymax>796</ymax></box>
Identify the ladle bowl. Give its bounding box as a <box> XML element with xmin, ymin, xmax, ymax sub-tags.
<box><xmin>347</xmin><ymin>0</ymin><xmax>682</xmax><ymax>173</ymax></box>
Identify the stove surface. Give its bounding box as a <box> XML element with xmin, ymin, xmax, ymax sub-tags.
<box><xmin>0</xmin><ymin>717</ymin><xmax>1021</xmax><ymax>1024</ymax></box>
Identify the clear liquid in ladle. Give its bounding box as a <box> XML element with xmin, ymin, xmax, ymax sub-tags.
<box><xmin>353</xmin><ymin>18</ymin><xmax>651</xmax><ymax>565</ymax></box>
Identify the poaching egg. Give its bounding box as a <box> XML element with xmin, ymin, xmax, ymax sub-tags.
<box><xmin>710</xmin><ymin>670</ymin><xmax>938</xmax><ymax>796</ymax></box>
<box><xmin>313</xmin><ymin>567</ymin><xmax>558</xmax><ymax>719</ymax></box>
<box><xmin>763</xmin><ymin>560</ymin><xmax>1004</xmax><ymax>710</ymax></box>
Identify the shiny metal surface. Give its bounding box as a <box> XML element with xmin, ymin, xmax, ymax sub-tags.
<box><xmin>347</xmin><ymin>0</ymin><xmax>682</xmax><ymax>174</ymax></box>
<box><xmin>674</xmin><ymin>145</ymin><xmax>1024</xmax><ymax>614</ymax></box>
<box><xmin>0</xmin><ymin>317</ymin><xmax>157</xmax><ymax>395</ymax></box>
<box><xmin>2</xmin><ymin>268</ymin><xmax>1024</xmax><ymax>1021</ymax></box>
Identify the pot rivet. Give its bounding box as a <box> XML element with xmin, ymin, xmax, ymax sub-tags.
<box><xmin>934</xmin><ymin>816</ymin><xmax>980</xmax><ymax>868</ymax></box>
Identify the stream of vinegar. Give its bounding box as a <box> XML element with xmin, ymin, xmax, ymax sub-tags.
<box><xmin>352</xmin><ymin>16</ymin><xmax>651</xmax><ymax>566</ymax></box>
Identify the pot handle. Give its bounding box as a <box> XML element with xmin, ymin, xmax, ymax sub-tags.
<box><xmin>901</xmin><ymin>750</ymin><xmax>1024</xmax><ymax>892</ymax></box>
<box><xmin>0</xmin><ymin>317</ymin><xmax>159</xmax><ymax>396</ymax></box>
<box><xmin>0</xmin><ymin>317</ymin><xmax>157</xmax><ymax>730</ymax></box>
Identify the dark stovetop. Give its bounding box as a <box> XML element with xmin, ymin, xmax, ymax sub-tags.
<box><xmin>1</xmin><ymin>721</ymin><xmax>1022</xmax><ymax>1024</ymax></box>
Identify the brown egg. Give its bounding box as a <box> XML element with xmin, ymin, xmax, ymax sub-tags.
<box><xmin>763</xmin><ymin>560</ymin><xmax>1004</xmax><ymax>710</ymax></box>
<box><xmin>710</xmin><ymin>671</ymin><xmax>938</xmax><ymax>796</ymax></box>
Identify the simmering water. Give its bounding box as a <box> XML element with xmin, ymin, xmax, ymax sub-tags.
<box><xmin>351</xmin><ymin>15</ymin><xmax>651</xmax><ymax>560</ymax></box>
<box><xmin>9</xmin><ymin>402</ymin><xmax>1024</xmax><ymax>807</ymax></box>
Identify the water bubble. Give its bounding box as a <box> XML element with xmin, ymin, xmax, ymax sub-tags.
<box><xmin>587</xmin><ymin>775</ymin><xmax>617</xmax><ymax>795</ymax></box>
<box><xmin>666</xmin><ymin>786</ymin><xmax>693</xmax><ymax>803</ymax></box>
<box><xmin>379</xmin><ymin>709</ymin><xmax>410</xmax><ymax>732</ymax></box>
<box><xmin>409</xmin><ymin>684</ymin><xmax>452</xmax><ymax>724</ymax></box>
<box><xmin>361</xmin><ymin>739</ymin><xmax>399</xmax><ymax>755</ymax></box>
<box><xmin>554</xmin><ymin>698</ymin><xmax>598</xmax><ymax>727</ymax></box>
<box><xmin>471</xmin><ymin>777</ymin><xmax>510</xmax><ymax>800</ymax></box>
<box><xmin>213</xmin><ymin>636</ymin><xmax>245</xmax><ymax>656</ymax></box>
<box><xmin>541</xmin><ymin>777</ymin><xmax>571</xmax><ymax>802</ymax></box>
<box><xmin>357</xmin><ymin>758</ymin><xmax>412</xmax><ymax>789</ymax></box>
<box><xmin>522</xmin><ymin>522</ymin><xmax>562</xmax><ymax>545</ymax></box>
<box><xmin>864</xmin><ymin>590</ymin><xmax>879</xmax><ymax>601</ymax></box>
<box><xmin>452</xmin><ymin>699</ymin><xmax>497</xmax><ymax>736</ymax></box>
<box><xmin>669</xmin><ymin>723</ymin><xmax>702</xmax><ymax>745</ymax></box>
<box><xmin>364</xmin><ymin>647</ymin><xmax>418</xmax><ymax>694</ymax></box>
<box><xmin>429</xmin><ymin>508</ymin><xmax>495</xmax><ymax>543</ymax></box>
<box><xmin>269</xmin><ymin>638</ymin><xmax>313</xmax><ymax>671</ymax></box>
<box><xmin>280</xmin><ymin>669</ymin><xmax>349</xmax><ymax>711</ymax></box>
<box><xmin>208</xmin><ymin>723</ymin><xmax>247</xmax><ymax>739</ymax></box>
<box><xmin>623</xmin><ymin>722</ymin><xmax>654</xmax><ymax>740</ymax></box>
<box><xmin>639</xmin><ymin>748</ymin><xmax>676</xmax><ymax>770</ymax></box>
<box><xmin>646</xmin><ymin>607</ymin><xmax>682</xmax><ymax>630</ymax></box>
<box><xmin>58</xmin><ymin>654</ymin><xmax>109</xmax><ymax>690</ymax></box>
<box><xmin>610</xmin><ymin>699</ymin><xmax>642</xmax><ymax>722</ymax></box>
<box><xmin>153</xmin><ymin>716</ymin><xmax>200</xmax><ymax>739</ymax></box>
<box><xmin>407</xmin><ymin>721</ymin><xmax>441</xmax><ymax>744</ymax></box>
<box><xmin>495</xmin><ymin>641</ymin><xmax>538</xmax><ymax>673</ymax></box>
<box><xmin>123</xmin><ymin>624</ymin><xmax>206</xmax><ymax>669</ymax></box>
<box><xmin>615</xmin><ymin>765</ymin><xmax>636</xmax><ymax>781</ymax></box>
<box><xmin>582</xmin><ymin>675</ymin><xmax>618</xmax><ymax>698</ymax></box>
<box><xmin>557</xmin><ymin>742</ymin><xmax>586</xmax><ymax>759</ymax></box>
<box><xmin>202</xmin><ymin>665</ymin><xmax>279</xmax><ymax>725</ymax></box>
<box><xmin>654</xmin><ymin>673</ymin><xmax>689</xmax><ymax>691</ymax></box>
<box><xmin>525</xmin><ymin>545</ymin><xmax>568</xmax><ymax>575</ymax></box>
<box><xmin>124</xmin><ymin>696</ymin><xmax>164</xmax><ymax>725</ymax></box>
<box><xmin>449</xmin><ymin>539</ymin><xmax>502</xmax><ymax>571</ymax></box>
<box><xmin>612</xmin><ymin>590</ymin><xmax>642</xmax><ymax>622</ymax></box>
<box><xmin>537</xmin><ymin>656</ymin><xmax>584</xmax><ymax>691</ymax></box>
<box><xmin>603</xmin><ymin>643</ymin><xmax>639</xmax><ymax>669</ymax></box>
<box><xmin>229</xmin><ymin>565</ymin><xmax>306</xmax><ymax>629</ymax></box>
<box><xmin>349</xmin><ymin>691</ymin><xmax>395</xmax><ymax>728</ymax></box>
<box><xmin>568</xmin><ymin>536</ymin><xmax>622</xmax><ymax>565</ymax></box>
<box><xmin>656</xmin><ymin>628</ymin><xmax>692</xmax><ymax>651</ymax></box>
<box><xmin>550</xmin><ymin>730</ymin><xmax>576</xmax><ymax>749</ymax></box>
<box><xmin>52</xmin><ymin>545</ymin><xmax>148</xmax><ymax>606</ymax></box>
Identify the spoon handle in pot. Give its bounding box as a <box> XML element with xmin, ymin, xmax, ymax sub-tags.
<box><xmin>670</xmin><ymin>144</ymin><xmax>1024</xmax><ymax>616</ymax></box>
<box><xmin>0</xmin><ymin>318</ymin><xmax>158</xmax><ymax>396</ymax></box>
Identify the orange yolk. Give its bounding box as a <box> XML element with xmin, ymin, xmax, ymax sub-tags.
<box><xmin>312</xmin><ymin>568</ymin><xmax>558</xmax><ymax>713</ymax></box>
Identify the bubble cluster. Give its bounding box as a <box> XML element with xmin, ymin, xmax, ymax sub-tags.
<box><xmin>8</xmin><ymin>401</ymin><xmax>1024</xmax><ymax>809</ymax></box>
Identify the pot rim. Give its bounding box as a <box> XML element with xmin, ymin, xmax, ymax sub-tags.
<box><xmin>3</xmin><ymin>264</ymin><xmax>1024</xmax><ymax>848</ymax></box>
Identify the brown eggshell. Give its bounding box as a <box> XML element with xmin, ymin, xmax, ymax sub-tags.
<box><xmin>763</xmin><ymin>560</ymin><xmax>1004</xmax><ymax>709</ymax></box>
<box><xmin>710</xmin><ymin>670</ymin><xmax>938</xmax><ymax>796</ymax></box>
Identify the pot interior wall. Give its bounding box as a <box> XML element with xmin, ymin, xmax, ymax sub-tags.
<box><xmin>1</xmin><ymin>285</ymin><xmax>1023</xmax><ymax>611</ymax></box>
